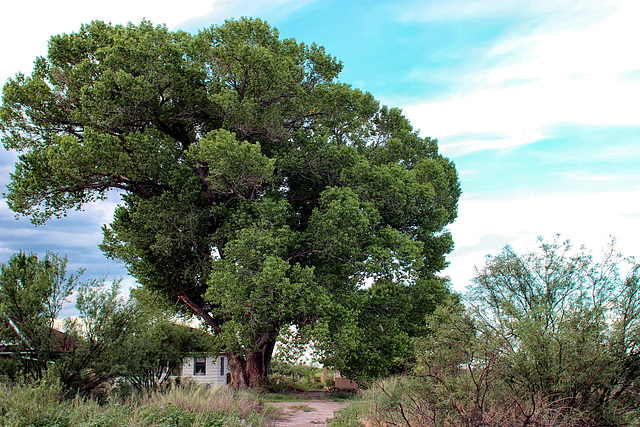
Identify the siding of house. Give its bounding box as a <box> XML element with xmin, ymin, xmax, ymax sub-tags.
<box><xmin>181</xmin><ymin>355</ymin><xmax>230</xmax><ymax>385</ymax></box>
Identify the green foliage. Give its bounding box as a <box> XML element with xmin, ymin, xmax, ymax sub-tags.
<box><xmin>114</xmin><ymin>288</ymin><xmax>215</xmax><ymax>392</ymax></box>
<box><xmin>319</xmin><ymin>278</ymin><xmax>451</xmax><ymax>381</ymax></box>
<box><xmin>0</xmin><ymin>248</ymin><xmax>211</xmax><ymax>396</ymax></box>
<box><xmin>269</xmin><ymin>360</ymin><xmax>309</xmax><ymax>377</ymax></box>
<box><xmin>1</xmin><ymin>17</ymin><xmax>460</xmax><ymax>387</ymax></box>
<box><xmin>329</xmin><ymin>412</ymin><xmax>364</xmax><ymax>427</ymax></box>
<box><xmin>57</xmin><ymin>280</ymin><xmax>138</xmax><ymax>396</ymax></box>
<box><xmin>469</xmin><ymin>236</ymin><xmax>640</xmax><ymax>425</ymax></box>
<box><xmin>0</xmin><ymin>371</ymin><xmax>67</xmax><ymax>426</ymax></box>
<box><xmin>266</xmin><ymin>361</ymin><xmax>328</xmax><ymax>392</ymax></box>
<box><xmin>0</xmin><ymin>251</ymin><xmax>80</xmax><ymax>381</ymax></box>
<box><xmin>60</xmin><ymin>284</ymin><xmax>213</xmax><ymax>396</ymax></box>
<box><xmin>342</xmin><ymin>237</ymin><xmax>640</xmax><ymax>427</ymax></box>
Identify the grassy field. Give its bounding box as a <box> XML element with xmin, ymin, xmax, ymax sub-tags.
<box><xmin>0</xmin><ymin>377</ymin><xmax>275</xmax><ymax>427</ymax></box>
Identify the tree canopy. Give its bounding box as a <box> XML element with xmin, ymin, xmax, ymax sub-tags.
<box><xmin>1</xmin><ymin>18</ymin><xmax>460</xmax><ymax>387</ymax></box>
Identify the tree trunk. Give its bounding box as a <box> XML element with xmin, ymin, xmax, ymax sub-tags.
<box><xmin>227</xmin><ymin>339</ymin><xmax>277</xmax><ymax>388</ymax></box>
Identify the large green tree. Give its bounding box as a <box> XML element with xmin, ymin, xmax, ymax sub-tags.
<box><xmin>1</xmin><ymin>18</ymin><xmax>460</xmax><ymax>387</ymax></box>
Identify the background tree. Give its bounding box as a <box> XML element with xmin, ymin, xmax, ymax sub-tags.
<box><xmin>0</xmin><ymin>251</ymin><xmax>79</xmax><ymax>381</ymax></box>
<box><xmin>1</xmin><ymin>18</ymin><xmax>460</xmax><ymax>387</ymax></box>
<box><xmin>114</xmin><ymin>288</ymin><xmax>214</xmax><ymax>392</ymax></box>
<box><xmin>0</xmin><ymin>251</ymin><xmax>207</xmax><ymax>395</ymax></box>
<box><xmin>320</xmin><ymin>277</ymin><xmax>451</xmax><ymax>382</ymax></box>
<box><xmin>58</xmin><ymin>281</ymin><xmax>136</xmax><ymax>395</ymax></box>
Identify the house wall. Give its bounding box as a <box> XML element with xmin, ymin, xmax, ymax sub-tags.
<box><xmin>181</xmin><ymin>355</ymin><xmax>230</xmax><ymax>385</ymax></box>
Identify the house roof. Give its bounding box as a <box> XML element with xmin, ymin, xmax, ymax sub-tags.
<box><xmin>0</xmin><ymin>317</ymin><xmax>78</xmax><ymax>354</ymax></box>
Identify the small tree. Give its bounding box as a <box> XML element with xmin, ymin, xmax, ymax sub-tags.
<box><xmin>0</xmin><ymin>251</ymin><xmax>207</xmax><ymax>395</ymax></box>
<box><xmin>471</xmin><ymin>236</ymin><xmax>640</xmax><ymax>425</ymax></box>
<box><xmin>362</xmin><ymin>303</ymin><xmax>527</xmax><ymax>426</ymax></box>
<box><xmin>0</xmin><ymin>251</ymin><xmax>79</xmax><ymax>381</ymax></box>
<box><xmin>355</xmin><ymin>238</ymin><xmax>640</xmax><ymax>427</ymax></box>
<box><xmin>60</xmin><ymin>284</ymin><xmax>212</xmax><ymax>396</ymax></box>
<box><xmin>114</xmin><ymin>288</ymin><xmax>214</xmax><ymax>391</ymax></box>
<box><xmin>57</xmin><ymin>280</ymin><xmax>138</xmax><ymax>395</ymax></box>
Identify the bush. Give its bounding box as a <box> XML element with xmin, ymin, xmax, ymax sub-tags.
<box><xmin>267</xmin><ymin>362</ymin><xmax>329</xmax><ymax>392</ymax></box>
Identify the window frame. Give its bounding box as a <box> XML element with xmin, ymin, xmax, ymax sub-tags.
<box><xmin>193</xmin><ymin>357</ymin><xmax>206</xmax><ymax>376</ymax></box>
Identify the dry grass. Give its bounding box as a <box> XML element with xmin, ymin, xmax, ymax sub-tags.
<box><xmin>288</xmin><ymin>403</ymin><xmax>314</xmax><ymax>412</ymax></box>
<box><xmin>0</xmin><ymin>378</ymin><xmax>270</xmax><ymax>426</ymax></box>
<box><xmin>135</xmin><ymin>382</ymin><xmax>261</xmax><ymax>419</ymax></box>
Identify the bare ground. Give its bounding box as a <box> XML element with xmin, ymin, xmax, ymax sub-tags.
<box><xmin>267</xmin><ymin>391</ymin><xmax>348</xmax><ymax>426</ymax></box>
<box><xmin>269</xmin><ymin>400</ymin><xmax>346</xmax><ymax>426</ymax></box>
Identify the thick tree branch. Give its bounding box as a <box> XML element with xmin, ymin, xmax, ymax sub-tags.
<box><xmin>173</xmin><ymin>286</ymin><xmax>222</xmax><ymax>335</ymax></box>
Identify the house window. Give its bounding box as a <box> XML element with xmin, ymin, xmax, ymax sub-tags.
<box><xmin>220</xmin><ymin>357</ymin><xmax>225</xmax><ymax>376</ymax></box>
<box><xmin>194</xmin><ymin>357</ymin><xmax>206</xmax><ymax>376</ymax></box>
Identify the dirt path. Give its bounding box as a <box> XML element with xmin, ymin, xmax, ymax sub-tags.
<box><xmin>269</xmin><ymin>400</ymin><xmax>346</xmax><ymax>426</ymax></box>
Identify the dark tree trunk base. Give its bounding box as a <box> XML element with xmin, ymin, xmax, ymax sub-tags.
<box><xmin>227</xmin><ymin>339</ymin><xmax>276</xmax><ymax>388</ymax></box>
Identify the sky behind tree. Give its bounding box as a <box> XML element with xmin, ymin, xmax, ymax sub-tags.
<box><xmin>1</xmin><ymin>0</ymin><xmax>638</xmax><ymax>312</ymax></box>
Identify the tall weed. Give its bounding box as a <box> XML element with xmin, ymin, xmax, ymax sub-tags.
<box><xmin>0</xmin><ymin>379</ymin><xmax>268</xmax><ymax>427</ymax></box>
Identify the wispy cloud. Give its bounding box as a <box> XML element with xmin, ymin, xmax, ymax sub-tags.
<box><xmin>0</xmin><ymin>0</ymin><xmax>216</xmax><ymax>101</ymax></box>
<box><xmin>0</xmin><ymin>0</ymin><xmax>317</xmax><ymax>93</ymax></box>
<box><xmin>402</xmin><ymin>0</ymin><xmax>640</xmax><ymax>155</ymax></box>
<box><xmin>561</xmin><ymin>172</ymin><xmax>640</xmax><ymax>183</ymax></box>
<box><xmin>396</xmin><ymin>0</ymin><xmax>612</xmax><ymax>25</ymax></box>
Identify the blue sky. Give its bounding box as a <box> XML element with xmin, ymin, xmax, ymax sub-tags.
<box><xmin>1</xmin><ymin>0</ymin><xmax>639</xmax><ymax>313</ymax></box>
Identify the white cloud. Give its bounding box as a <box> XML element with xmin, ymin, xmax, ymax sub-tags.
<box><xmin>443</xmin><ymin>188</ymin><xmax>640</xmax><ymax>292</ymax></box>
<box><xmin>396</xmin><ymin>0</ymin><xmax>608</xmax><ymax>22</ymax></box>
<box><xmin>403</xmin><ymin>0</ymin><xmax>640</xmax><ymax>155</ymax></box>
<box><xmin>561</xmin><ymin>171</ymin><xmax>640</xmax><ymax>182</ymax></box>
<box><xmin>178</xmin><ymin>0</ymin><xmax>317</xmax><ymax>27</ymax></box>
<box><xmin>402</xmin><ymin>0</ymin><xmax>640</xmax><ymax>294</ymax></box>
<box><xmin>394</xmin><ymin>0</ymin><xmax>619</xmax><ymax>49</ymax></box>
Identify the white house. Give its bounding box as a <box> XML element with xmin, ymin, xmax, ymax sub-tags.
<box><xmin>175</xmin><ymin>354</ymin><xmax>230</xmax><ymax>385</ymax></box>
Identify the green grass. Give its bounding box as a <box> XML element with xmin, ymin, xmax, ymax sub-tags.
<box><xmin>260</xmin><ymin>393</ymin><xmax>302</xmax><ymax>402</ymax></box>
<box><xmin>260</xmin><ymin>390</ymin><xmax>357</xmax><ymax>403</ymax></box>
<box><xmin>322</xmin><ymin>390</ymin><xmax>358</xmax><ymax>401</ymax></box>
<box><xmin>288</xmin><ymin>403</ymin><xmax>314</xmax><ymax>412</ymax></box>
